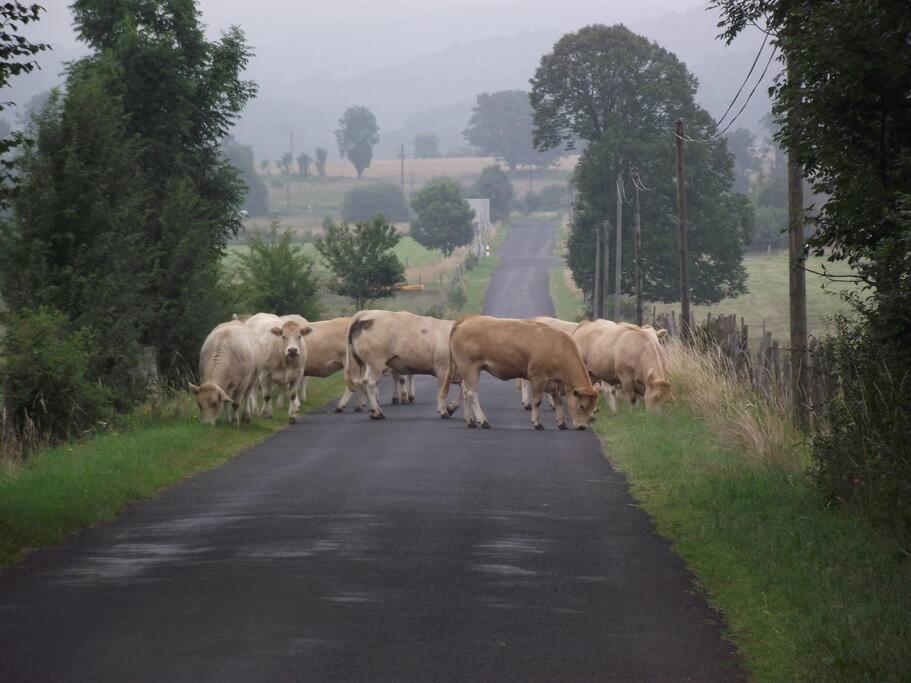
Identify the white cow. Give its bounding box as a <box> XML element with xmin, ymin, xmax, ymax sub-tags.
<box><xmin>245</xmin><ymin>312</ymin><xmax>313</xmax><ymax>423</ymax></box>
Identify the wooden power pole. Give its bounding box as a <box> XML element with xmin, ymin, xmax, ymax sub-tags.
<box><xmin>788</xmin><ymin>65</ymin><xmax>809</xmax><ymax>428</ymax></box>
<box><xmin>614</xmin><ymin>173</ymin><xmax>623</xmax><ymax>321</ymax></box>
<box><xmin>593</xmin><ymin>223</ymin><xmax>602</xmax><ymax>319</ymax></box>
<box><xmin>287</xmin><ymin>129</ymin><xmax>293</xmax><ymax>213</ymax></box>
<box><xmin>399</xmin><ymin>142</ymin><xmax>405</xmax><ymax>196</ymax></box>
<box><xmin>601</xmin><ymin>219</ymin><xmax>610</xmax><ymax>319</ymax></box>
<box><xmin>674</xmin><ymin>119</ymin><xmax>691</xmax><ymax>339</ymax></box>
<box><xmin>632</xmin><ymin>168</ymin><xmax>643</xmax><ymax>326</ymax></box>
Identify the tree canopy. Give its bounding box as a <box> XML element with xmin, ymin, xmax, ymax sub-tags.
<box><xmin>531</xmin><ymin>24</ymin><xmax>750</xmax><ymax>305</ymax></box>
<box><xmin>335</xmin><ymin>105</ymin><xmax>379</xmax><ymax>179</ymax></box>
<box><xmin>464</xmin><ymin>90</ymin><xmax>562</xmax><ymax>171</ymax></box>
<box><xmin>316</xmin><ymin>216</ymin><xmax>405</xmax><ymax>309</ymax></box>
<box><xmin>413</xmin><ymin>133</ymin><xmax>440</xmax><ymax>159</ymax></box>
<box><xmin>222</xmin><ymin>136</ymin><xmax>268</xmax><ymax>215</ymax></box>
<box><xmin>410</xmin><ymin>179</ymin><xmax>475</xmax><ymax>256</ymax></box>
<box><xmin>341</xmin><ymin>182</ymin><xmax>409</xmax><ymax>223</ymax></box>
<box><xmin>470</xmin><ymin>165</ymin><xmax>513</xmax><ymax>223</ymax></box>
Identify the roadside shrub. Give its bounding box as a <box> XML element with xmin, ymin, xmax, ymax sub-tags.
<box><xmin>537</xmin><ymin>184</ymin><xmax>566</xmax><ymax>211</ymax></box>
<box><xmin>813</xmin><ymin>320</ymin><xmax>911</xmax><ymax>532</ymax></box>
<box><xmin>463</xmin><ymin>252</ymin><xmax>479</xmax><ymax>271</ymax></box>
<box><xmin>469</xmin><ymin>165</ymin><xmax>513</xmax><ymax>222</ymax></box>
<box><xmin>1</xmin><ymin>307</ymin><xmax>114</xmax><ymax>441</ymax></box>
<box><xmin>341</xmin><ymin>182</ymin><xmax>409</xmax><ymax>223</ymax></box>
<box><xmin>447</xmin><ymin>280</ymin><xmax>467</xmax><ymax>311</ymax></box>
<box><xmin>229</xmin><ymin>220</ymin><xmax>321</xmax><ymax>319</ymax></box>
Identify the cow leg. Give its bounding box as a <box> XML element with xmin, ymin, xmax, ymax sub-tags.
<box><xmin>529</xmin><ymin>381</ymin><xmax>547</xmax><ymax>430</ymax></box>
<box><xmin>299</xmin><ymin>377</ymin><xmax>309</xmax><ymax>403</ymax></box>
<box><xmin>446</xmin><ymin>383</ymin><xmax>463</xmax><ymax>416</ymax></box>
<box><xmin>407</xmin><ymin>375</ymin><xmax>416</xmax><ymax>403</ymax></box>
<box><xmin>601</xmin><ymin>383</ymin><xmax>618</xmax><ymax>413</ymax></box>
<box><xmin>334</xmin><ymin>387</ymin><xmax>354</xmax><ymax>413</ymax></box>
<box><xmin>553</xmin><ymin>393</ymin><xmax>568</xmax><ymax>430</ymax></box>
<box><xmin>391</xmin><ymin>373</ymin><xmax>401</xmax><ymax>404</ymax></box>
<box><xmin>519</xmin><ymin>379</ymin><xmax>532</xmax><ymax>410</ymax></box>
<box><xmin>260</xmin><ymin>374</ymin><xmax>274</xmax><ymax>419</ymax></box>
<box><xmin>287</xmin><ymin>377</ymin><xmax>302</xmax><ymax>424</ymax></box>
<box><xmin>437</xmin><ymin>375</ymin><xmax>452</xmax><ymax>418</ymax></box>
<box><xmin>363</xmin><ymin>365</ymin><xmax>385</xmax><ymax>419</ymax></box>
<box><xmin>461</xmin><ymin>368</ymin><xmax>488</xmax><ymax>428</ymax></box>
<box><xmin>547</xmin><ymin>392</ymin><xmax>557</xmax><ymax>410</ymax></box>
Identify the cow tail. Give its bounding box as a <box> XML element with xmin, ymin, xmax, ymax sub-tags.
<box><xmin>345</xmin><ymin>316</ymin><xmax>373</xmax><ymax>390</ymax></box>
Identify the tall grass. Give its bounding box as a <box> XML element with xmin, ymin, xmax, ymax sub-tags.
<box><xmin>663</xmin><ymin>340</ymin><xmax>807</xmax><ymax>470</ymax></box>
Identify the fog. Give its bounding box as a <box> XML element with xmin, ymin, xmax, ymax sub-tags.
<box><xmin>15</xmin><ymin>0</ymin><xmax>774</xmax><ymax>160</ymax></box>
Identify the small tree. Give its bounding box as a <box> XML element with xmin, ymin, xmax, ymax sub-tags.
<box><xmin>222</xmin><ymin>136</ymin><xmax>268</xmax><ymax>215</ymax></box>
<box><xmin>278</xmin><ymin>152</ymin><xmax>292</xmax><ymax>176</ymax></box>
<box><xmin>316</xmin><ymin>216</ymin><xmax>405</xmax><ymax>309</ymax></box>
<box><xmin>315</xmin><ymin>147</ymin><xmax>328</xmax><ymax>176</ymax></box>
<box><xmin>470</xmin><ymin>165</ymin><xmax>513</xmax><ymax>222</ymax></box>
<box><xmin>341</xmin><ymin>182</ymin><xmax>409</xmax><ymax>223</ymax></box>
<box><xmin>413</xmin><ymin>133</ymin><xmax>440</xmax><ymax>159</ymax></box>
<box><xmin>296</xmin><ymin>152</ymin><xmax>312</xmax><ymax>178</ymax></box>
<box><xmin>335</xmin><ymin>105</ymin><xmax>379</xmax><ymax>178</ymax></box>
<box><xmin>410</xmin><ymin>178</ymin><xmax>475</xmax><ymax>256</ymax></box>
<box><xmin>231</xmin><ymin>220</ymin><xmax>321</xmax><ymax>319</ymax></box>
<box><xmin>259</xmin><ymin>158</ymin><xmax>270</xmax><ymax>175</ymax></box>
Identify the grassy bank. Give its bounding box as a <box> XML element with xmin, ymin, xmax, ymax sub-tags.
<box><xmin>461</xmin><ymin>221</ymin><xmax>512</xmax><ymax>314</ymax></box>
<box><xmin>596</xmin><ymin>403</ymin><xmax>910</xmax><ymax>681</ymax></box>
<box><xmin>0</xmin><ymin>374</ymin><xmax>345</xmax><ymax>569</ymax></box>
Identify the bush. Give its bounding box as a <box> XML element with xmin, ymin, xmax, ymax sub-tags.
<box><xmin>1</xmin><ymin>307</ymin><xmax>114</xmax><ymax>441</ymax></box>
<box><xmin>537</xmin><ymin>184</ymin><xmax>566</xmax><ymax>211</ymax></box>
<box><xmin>470</xmin><ymin>165</ymin><xmax>513</xmax><ymax>222</ymax></box>
<box><xmin>813</xmin><ymin>319</ymin><xmax>911</xmax><ymax>532</ymax></box>
<box><xmin>229</xmin><ymin>220</ymin><xmax>321</xmax><ymax>319</ymax></box>
<box><xmin>463</xmin><ymin>252</ymin><xmax>479</xmax><ymax>271</ymax></box>
<box><xmin>410</xmin><ymin>178</ymin><xmax>474</xmax><ymax>256</ymax></box>
<box><xmin>341</xmin><ymin>182</ymin><xmax>409</xmax><ymax>223</ymax></box>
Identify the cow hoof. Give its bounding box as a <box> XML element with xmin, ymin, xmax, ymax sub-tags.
<box><xmin>353</xmin><ymin>406</ymin><xmax>363</xmax><ymax>413</ymax></box>
<box><xmin>408</xmin><ymin>396</ymin><xmax>416</xmax><ymax>403</ymax></box>
<box><xmin>467</xmin><ymin>421</ymin><xmax>477</xmax><ymax>428</ymax></box>
<box><xmin>522</xmin><ymin>403</ymin><xmax>532</xmax><ymax>411</ymax></box>
<box><xmin>370</xmin><ymin>412</ymin><xmax>386</xmax><ymax>421</ymax></box>
<box><xmin>534</xmin><ymin>423</ymin><xmax>545</xmax><ymax>431</ymax></box>
<box><xmin>481</xmin><ymin>421</ymin><xmax>491</xmax><ymax>429</ymax></box>
<box><xmin>289</xmin><ymin>416</ymin><xmax>297</xmax><ymax>425</ymax></box>
<box><xmin>391</xmin><ymin>397</ymin><xmax>399</xmax><ymax>405</ymax></box>
<box><xmin>333</xmin><ymin>407</ymin><xmax>344</xmax><ymax>413</ymax></box>
<box><xmin>439</xmin><ymin>412</ymin><xmax>449</xmax><ymax>419</ymax></box>
<box><xmin>576</xmin><ymin>425</ymin><xmax>587</xmax><ymax>430</ymax></box>
<box><xmin>558</xmin><ymin>422</ymin><xmax>568</xmax><ymax>430</ymax></box>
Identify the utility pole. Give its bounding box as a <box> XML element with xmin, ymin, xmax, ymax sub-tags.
<box><xmin>601</xmin><ymin>219</ymin><xmax>610</xmax><ymax>319</ymax></box>
<box><xmin>674</xmin><ymin>119</ymin><xmax>691</xmax><ymax>339</ymax></box>
<box><xmin>632</xmin><ymin>168</ymin><xmax>643</xmax><ymax>326</ymax></box>
<box><xmin>614</xmin><ymin>173</ymin><xmax>623</xmax><ymax>321</ymax></box>
<box><xmin>287</xmin><ymin>129</ymin><xmax>293</xmax><ymax>213</ymax></box>
<box><xmin>399</xmin><ymin>142</ymin><xmax>405</xmax><ymax>196</ymax></box>
<box><xmin>788</xmin><ymin>63</ymin><xmax>809</xmax><ymax>428</ymax></box>
<box><xmin>593</xmin><ymin>223</ymin><xmax>602</xmax><ymax>320</ymax></box>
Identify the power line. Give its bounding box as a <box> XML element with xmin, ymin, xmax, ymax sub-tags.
<box><xmin>708</xmin><ymin>31</ymin><xmax>769</xmax><ymax>134</ymax></box>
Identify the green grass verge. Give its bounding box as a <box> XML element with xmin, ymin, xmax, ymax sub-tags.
<box><xmin>461</xmin><ymin>222</ymin><xmax>512</xmax><ymax>315</ymax></box>
<box><xmin>0</xmin><ymin>374</ymin><xmax>346</xmax><ymax>569</ymax></box>
<box><xmin>595</xmin><ymin>406</ymin><xmax>911</xmax><ymax>681</ymax></box>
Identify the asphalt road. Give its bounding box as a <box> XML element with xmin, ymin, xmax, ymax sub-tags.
<box><xmin>0</xmin><ymin>218</ymin><xmax>743</xmax><ymax>681</ymax></box>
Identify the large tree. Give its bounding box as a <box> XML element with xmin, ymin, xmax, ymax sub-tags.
<box><xmin>0</xmin><ymin>0</ymin><xmax>256</xmax><ymax>387</ymax></box>
<box><xmin>470</xmin><ymin>165</ymin><xmax>514</xmax><ymax>223</ymax></box>
<box><xmin>316</xmin><ymin>217</ymin><xmax>405</xmax><ymax>310</ymax></box>
<box><xmin>410</xmin><ymin>179</ymin><xmax>475</xmax><ymax>256</ymax></box>
<box><xmin>335</xmin><ymin>105</ymin><xmax>379</xmax><ymax>178</ymax></box>
<box><xmin>222</xmin><ymin>136</ymin><xmax>268</xmax><ymax>215</ymax></box>
<box><xmin>531</xmin><ymin>24</ymin><xmax>750</xmax><ymax>305</ymax></box>
<box><xmin>464</xmin><ymin>90</ymin><xmax>563</xmax><ymax>171</ymax></box>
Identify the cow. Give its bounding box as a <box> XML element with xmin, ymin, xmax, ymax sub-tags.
<box><xmin>573</xmin><ymin>320</ymin><xmax>671</xmax><ymax>410</ymax></box>
<box><xmin>391</xmin><ymin>373</ymin><xmax>416</xmax><ymax>405</ymax></box>
<box><xmin>293</xmin><ymin>316</ymin><xmax>366</xmax><ymax>413</ymax></box>
<box><xmin>444</xmin><ymin>316</ymin><xmax>600</xmax><ymax>430</ymax></box>
<box><xmin>189</xmin><ymin>320</ymin><xmax>262</xmax><ymax>426</ymax></box>
<box><xmin>345</xmin><ymin>310</ymin><xmax>461</xmax><ymax>420</ymax></box>
<box><xmin>245</xmin><ymin>312</ymin><xmax>313</xmax><ymax>423</ymax></box>
<box><xmin>517</xmin><ymin>316</ymin><xmax>581</xmax><ymax>413</ymax></box>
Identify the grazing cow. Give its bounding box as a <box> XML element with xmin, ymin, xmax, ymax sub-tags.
<box><xmin>189</xmin><ymin>320</ymin><xmax>261</xmax><ymax>426</ymax></box>
<box><xmin>295</xmin><ymin>316</ymin><xmax>365</xmax><ymax>413</ymax></box>
<box><xmin>444</xmin><ymin>316</ymin><xmax>599</xmax><ymax>430</ymax></box>
<box><xmin>345</xmin><ymin>310</ymin><xmax>461</xmax><ymax>420</ymax></box>
<box><xmin>245</xmin><ymin>313</ymin><xmax>313</xmax><ymax>423</ymax></box>
<box><xmin>517</xmin><ymin>316</ymin><xmax>581</xmax><ymax>415</ymax></box>
<box><xmin>573</xmin><ymin>320</ymin><xmax>671</xmax><ymax>409</ymax></box>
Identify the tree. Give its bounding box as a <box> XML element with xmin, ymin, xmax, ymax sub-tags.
<box><xmin>410</xmin><ymin>178</ymin><xmax>475</xmax><ymax>256</ymax></box>
<box><xmin>341</xmin><ymin>182</ymin><xmax>409</xmax><ymax>223</ymax></box>
<box><xmin>464</xmin><ymin>90</ymin><xmax>563</xmax><ymax>171</ymax></box>
<box><xmin>230</xmin><ymin>220</ymin><xmax>321</xmax><ymax>319</ymax></box>
<box><xmin>0</xmin><ymin>3</ymin><xmax>48</xmax><ymax>207</ymax></box>
<box><xmin>279</xmin><ymin>152</ymin><xmax>292</xmax><ymax>176</ymax></box>
<box><xmin>335</xmin><ymin>105</ymin><xmax>379</xmax><ymax>178</ymax></box>
<box><xmin>296</xmin><ymin>152</ymin><xmax>312</xmax><ymax>177</ymax></box>
<box><xmin>259</xmin><ymin>158</ymin><xmax>270</xmax><ymax>175</ymax></box>
<box><xmin>315</xmin><ymin>147</ymin><xmax>327</xmax><ymax>176</ymax></box>
<box><xmin>413</xmin><ymin>133</ymin><xmax>440</xmax><ymax>159</ymax></box>
<box><xmin>316</xmin><ymin>216</ymin><xmax>405</xmax><ymax>309</ymax></box>
<box><xmin>531</xmin><ymin>24</ymin><xmax>750</xmax><ymax>304</ymax></box>
<box><xmin>470</xmin><ymin>165</ymin><xmax>513</xmax><ymax>222</ymax></box>
<box><xmin>222</xmin><ymin>137</ymin><xmax>268</xmax><ymax>215</ymax></box>
<box><xmin>724</xmin><ymin>128</ymin><xmax>759</xmax><ymax>194</ymax></box>
<box><xmin>1</xmin><ymin>0</ymin><xmax>257</xmax><ymax>393</ymax></box>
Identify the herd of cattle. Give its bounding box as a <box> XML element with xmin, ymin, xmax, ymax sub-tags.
<box><xmin>188</xmin><ymin>310</ymin><xmax>672</xmax><ymax>431</ymax></box>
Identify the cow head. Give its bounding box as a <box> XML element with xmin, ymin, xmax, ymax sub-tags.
<box><xmin>188</xmin><ymin>382</ymin><xmax>231</xmax><ymax>425</ymax></box>
<box><xmin>270</xmin><ymin>321</ymin><xmax>313</xmax><ymax>365</ymax></box>
<box><xmin>644</xmin><ymin>368</ymin><xmax>672</xmax><ymax>410</ymax></box>
<box><xmin>569</xmin><ymin>386</ymin><xmax>600</xmax><ymax>429</ymax></box>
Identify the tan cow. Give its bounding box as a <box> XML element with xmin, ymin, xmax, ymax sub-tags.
<box><xmin>189</xmin><ymin>320</ymin><xmax>262</xmax><ymax>426</ymax></box>
<box><xmin>573</xmin><ymin>320</ymin><xmax>671</xmax><ymax>410</ymax></box>
<box><xmin>444</xmin><ymin>316</ymin><xmax>599</xmax><ymax>430</ymax></box>
<box><xmin>345</xmin><ymin>310</ymin><xmax>460</xmax><ymax>420</ymax></box>
<box><xmin>294</xmin><ymin>316</ymin><xmax>365</xmax><ymax>413</ymax></box>
<box><xmin>517</xmin><ymin>316</ymin><xmax>580</xmax><ymax>415</ymax></box>
<box><xmin>245</xmin><ymin>312</ymin><xmax>313</xmax><ymax>423</ymax></box>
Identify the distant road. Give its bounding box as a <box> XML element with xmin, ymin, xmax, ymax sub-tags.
<box><xmin>0</xmin><ymin>218</ymin><xmax>743</xmax><ymax>681</ymax></box>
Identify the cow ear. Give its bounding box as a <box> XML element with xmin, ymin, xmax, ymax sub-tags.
<box><xmin>656</xmin><ymin>329</ymin><xmax>668</xmax><ymax>340</ymax></box>
<box><xmin>188</xmin><ymin>383</ymin><xmax>199</xmax><ymax>395</ymax></box>
<box><xmin>270</xmin><ymin>326</ymin><xmax>283</xmax><ymax>336</ymax></box>
<box><xmin>301</xmin><ymin>326</ymin><xmax>314</xmax><ymax>337</ymax></box>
